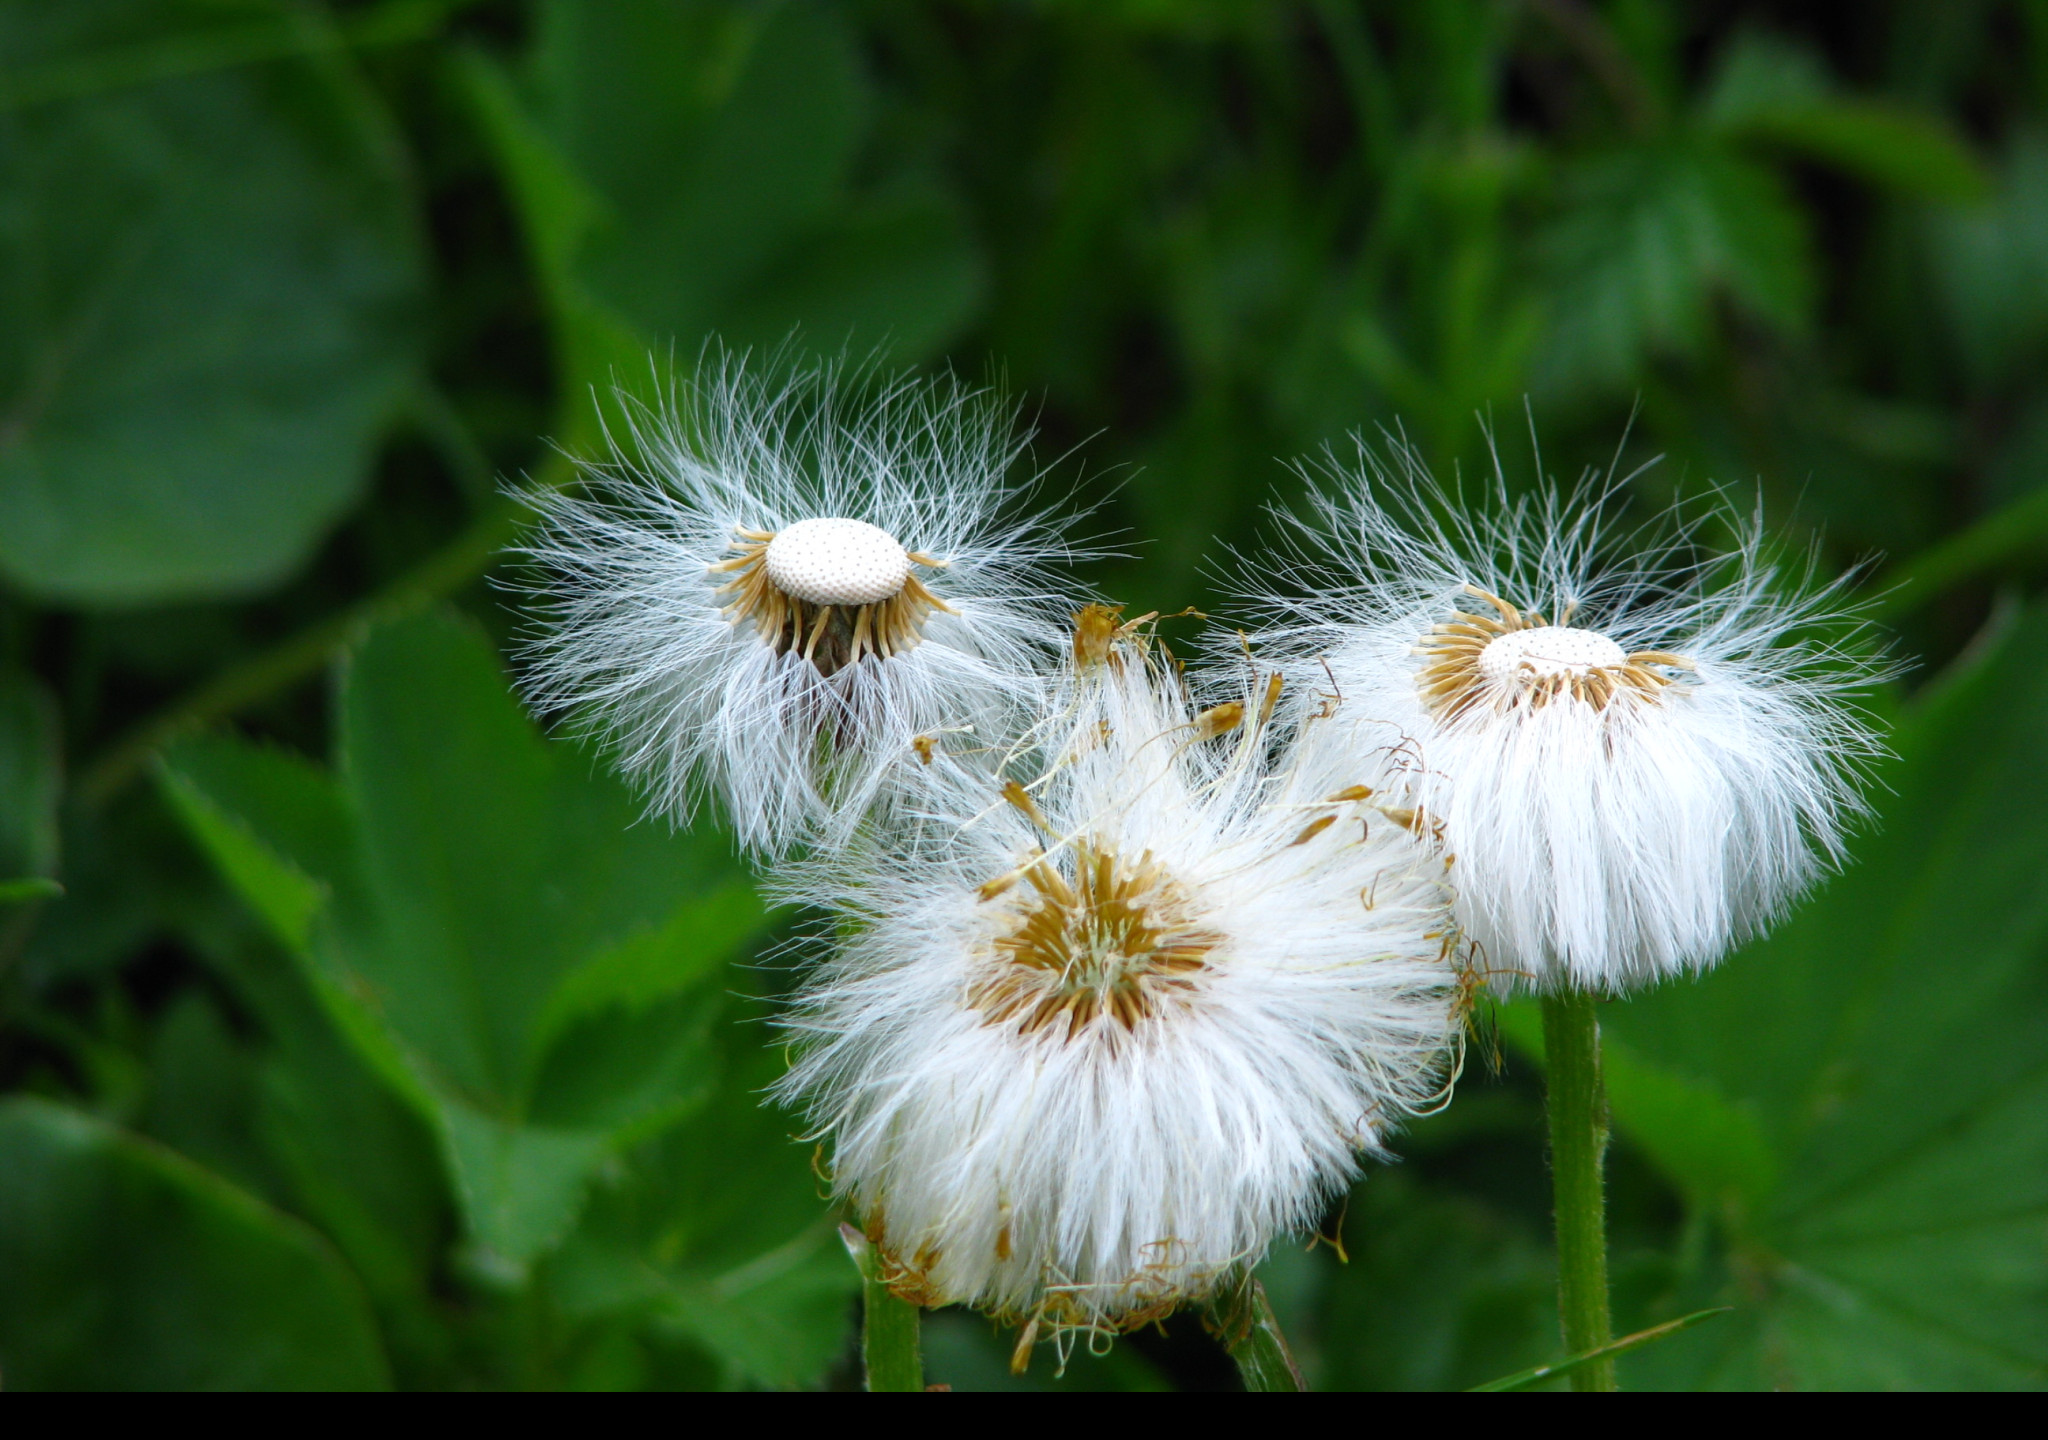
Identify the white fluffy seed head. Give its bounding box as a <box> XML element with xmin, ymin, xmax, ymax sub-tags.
<box><xmin>1478</xmin><ymin>625</ymin><xmax>1625</xmax><ymax>684</ymax></box>
<box><xmin>1227</xmin><ymin>434</ymin><xmax>1893</xmax><ymax>995</ymax></box>
<box><xmin>511</xmin><ymin>349</ymin><xmax>1091</xmax><ymax>855</ymax></box>
<box><xmin>764</xmin><ymin>517</ymin><xmax>911</xmax><ymax>605</ymax></box>
<box><xmin>778</xmin><ymin>633</ymin><xmax>1466</xmax><ymax>1336</ymax></box>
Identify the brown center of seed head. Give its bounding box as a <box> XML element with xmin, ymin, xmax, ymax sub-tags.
<box><xmin>707</xmin><ymin>525</ymin><xmax>956</xmax><ymax>677</ymax></box>
<box><xmin>970</xmin><ymin>841</ymin><xmax>1221</xmax><ymax>1040</ymax></box>
<box><xmin>1415</xmin><ymin>585</ymin><xmax>1693</xmax><ymax>719</ymax></box>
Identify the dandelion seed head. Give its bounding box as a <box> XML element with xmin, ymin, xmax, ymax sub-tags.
<box><xmin>1230</xmin><ymin>433</ymin><xmax>1891</xmax><ymax>995</ymax></box>
<box><xmin>778</xmin><ymin>635</ymin><xmax>1465</xmax><ymax>1331</ymax></box>
<box><xmin>511</xmin><ymin>347</ymin><xmax>1090</xmax><ymax>854</ymax></box>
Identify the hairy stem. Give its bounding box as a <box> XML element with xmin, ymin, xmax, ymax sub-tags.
<box><xmin>843</xmin><ymin>1225</ymin><xmax>924</xmax><ymax>1392</ymax></box>
<box><xmin>1207</xmin><ymin>1272</ymin><xmax>1308</xmax><ymax>1392</ymax></box>
<box><xmin>1542</xmin><ymin>987</ymin><xmax>1617</xmax><ymax>1391</ymax></box>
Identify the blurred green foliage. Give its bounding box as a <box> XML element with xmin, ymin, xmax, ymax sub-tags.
<box><xmin>1</xmin><ymin>0</ymin><xmax>2045</xmax><ymax>1390</ymax></box>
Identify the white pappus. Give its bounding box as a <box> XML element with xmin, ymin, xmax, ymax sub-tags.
<box><xmin>777</xmin><ymin>613</ymin><xmax>1465</xmax><ymax>1342</ymax></box>
<box><xmin>513</xmin><ymin>352</ymin><xmax>1084</xmax><ymax>854</ymax></box>
<box><xmin>1235</xmin><ymin>436</ymin><xmax>1891</xmax><ymax>995</ymax></box>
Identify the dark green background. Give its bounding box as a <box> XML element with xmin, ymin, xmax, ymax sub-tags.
<box><xmin>2</xmin><ymin>0</ymin><xmax>2045</xmax><ymax>1390</ymax></box>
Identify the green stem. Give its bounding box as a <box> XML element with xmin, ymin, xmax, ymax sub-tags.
<box><xmin>842</xmin><ymin>1225</ymin><xmax>924</xmax><ymax>1392</ymax></box>
<box><xmin>1206</xmin><ymin>1272</ymin><xmax>1308</xmax><ymax>1392</ymax></box>
<box><xmin>1541</xmin><ymin>988</ymin><xmax>1617</xmax><ymax>1392</ymax></box>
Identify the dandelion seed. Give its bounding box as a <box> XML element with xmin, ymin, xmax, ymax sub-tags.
<box><xmin>1235</xmin><ymin>435</ymin><xmax>1891</xmax><ymax>994</ymax></box>
<box><xmin>512</xmin><ymin>349</ymin><xmax>1087</xmax><ymax>854</ymax></box>
<box><xmin>778</xmin><ymin>623</ymin><xmax>1463</xmax><ymax>1333</ymax></box>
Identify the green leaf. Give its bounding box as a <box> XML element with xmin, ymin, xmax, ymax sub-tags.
<box><xmin>438</xmin><ymin>1103</ymin><xmax>612</xmax><ymax>1273</ymax></box>
<box><xmin>1731</xmin><ymin>102</ymin><xmax>1989</xmax><ymax>204</ymax></box>
<box><xmin>0</xmin><ymin>875</ymin><xmax>61</xmax><ymax>905</ymax></box>
<box><xmin>1876</xmin><ymin>480</ymin><xmax>2048</xmax><ymax>622</ymax></box>
<box><xmin>186</xmin><ymin>915</ymin><xmax>454</xmax><ymax>1333</ymax></box>
<box><xmin>526</xmin><ymin>882</ymin><xmax>761</xmax><ymax>1135</ymax></box>
<box><xmin>1535</xmin><ymin>139</ymin><xmax>1813</xmax><ymax>402</ymax></box>
<box><xmin>716</xmin><ymin>182</ymin><xmax>986</xmax><ymax>362</ymax></box>
<box><xmin>654</xmin><ymin>1219</ymin><xmax>861</xmax><ymax>1390</ymax></box>
<box><xmin>1699</xmin><ymin>30</ymin><xmax>1832</xmax><ymax>124</ymax></box>
<box><xmin>549</xmin><ymin>1032</ymin><xmax>858</xmax><ymax>1389</ymax></box>
<box><xmin>1495</xmin><ymin>1001</ymin><xmax>1776</xmax><ymax>1211</ymax></box>
<box><xmin>532</xmin><ymin>881</ymin><xmax>763</xmax><ymax>1060</ymax></box>
<box><xmin>0</xmin><ymin>0</ymin><xmax>424</xmax><ymax>605</ymax></box>
<box><xmin>531</xmin><ymin>0</ymin><xmax>864</xmax><ymax>343</ymax></box>
<box><xmin>517</xmin><ymin>0</ymin><xmax>980</xmax><ymax>365</ymax></box>
<box><xmin>447</xmin><ymin>43</ymin><xmax>646</xmax><ymax>439</ymax></box>
<box><xmin>158</xmin><ymin>739</ymin><xmax>340</xmax><ymax>950</ymax></box>
<box><xmin>1315</xmin><ymin>1167</ymin><xmax>1558</xmax><ymax>1391</ymax></box>
<box><xmin>0</xmin><ymin>666</ymin><xmax>60</xmax><ymax>882</ymax></box>
<box><xmin>0</xmin><ymin>1096</ymin><xmax>388</xmax><ymax>1390</ymax></box>
<box><xmin>1702</xmin><ymin>31</ymin><xmax>1988</xmax><ymax>203</ymax></box>
<box><xmin>138</xmin><ymin>990</ymin><xmax>277</xmax><ymax>1200</ymax></box>
<box><xmin>1929</xmin><ymin>133</ymin><xmax>2048</xmax><ymax>385</ymax></box>
<box><xmin>334</xmin><ymin>611</ymin><xmax>728</xmax><ymax>1113</ymax></box>
<box><xmin>162</xmin><ymin>612</ymin><xmax>764</xmax><ymax>1269</ymax></box>
<box><xmin>1982</xmin><ymin>390</ymin><xmax>2048</xmax><ymax>510</ymax></box>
